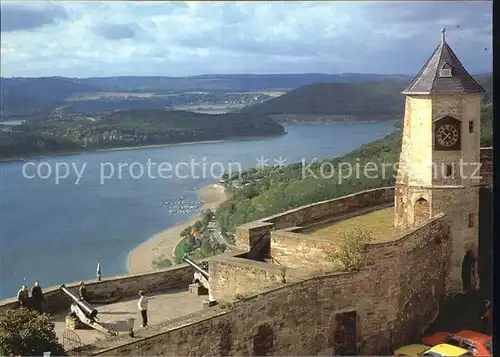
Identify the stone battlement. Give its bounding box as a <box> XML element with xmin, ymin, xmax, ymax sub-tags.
<box><xmin>235</xmin><ymin>187</ymin><xmax>394</xmax><ymax>261</ymax></box>
<box><xmin>0</xmin><ymin>152</ymin><xmax>491</xmax><ymax>355</ymax></box>
<box><xmin>75</xmin><ymin>213</ymin><xmax>450</xmax><ymax>356</ymax></box>
<box><xmin>0</xmin><ymin>250</ymin><xmax>246</xmax><ymax>313</ymax></box>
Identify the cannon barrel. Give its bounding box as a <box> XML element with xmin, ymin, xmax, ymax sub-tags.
<box><xmin>183</xmin><ymin>257</ymin><xmax>209</xmax><ymax>279</ymax></box>
<box><xmin>59</xmin><ymin>284</ymin><xmax>98</xmax><ymax>320</ymax></box>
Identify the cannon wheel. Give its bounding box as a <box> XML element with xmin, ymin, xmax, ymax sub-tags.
<box><xmin>63</xmin><ymin>330</ymin><xmax>82</xmax><ymax>355</ymax></box>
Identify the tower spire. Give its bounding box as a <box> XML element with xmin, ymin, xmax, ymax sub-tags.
<box><xmin>441</xmin><ymin>27</ymin><xmax>446</xmax><ymax>42</ymax></box>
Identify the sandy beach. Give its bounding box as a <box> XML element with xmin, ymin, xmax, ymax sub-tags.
<box><xmin>127</xmin><ymin>184</ymin><xmax>227</xmax><ymax>274</ymax></box>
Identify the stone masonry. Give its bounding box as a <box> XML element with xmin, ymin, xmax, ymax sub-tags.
<box><xmin>394</xmin><ymin>32</ymin><xmax>486</xmax><ymax>295</ymax></box>
<box><xmin>74</xmin><ymin>213</ymin><xmax>450</xmax><ymax>356</ymax></box>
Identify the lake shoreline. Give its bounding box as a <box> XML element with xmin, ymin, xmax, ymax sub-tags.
<box><xmin>0</xmin><ymin>133</ymin><xmax>286</xmax><ymax>163</ymax></box>
<box><xmin>0</xmin><ymin>122</ymin><xmax>398</xmax><ymax>299</ymax></box>
<box><xmin>127</xmin><ymin>184</ymin><xmax>228</xmax><ymax>274</ymax></box>
<box><xmin>0</xmin><ymin>118</ymin><xmax>403</xmax><ymax>163</ymax></box>
<box><xmin>277</xmin><ymin>118</ymin><xmax>402</xmax><ymax>126</ymax></box>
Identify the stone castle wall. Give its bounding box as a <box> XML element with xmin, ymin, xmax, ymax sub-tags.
<box><xmin>73</xmin><ymin>150</ymin><xmax>487</xmax><ymax>354</ymax></box>
<box><xmin>0</xmin><ymin>265</ymin><xmax>194</xmax><ymax>313</ymax></box>
<box><xmin>1</xmin><ymin>152</ymin><xmax>491</xmax><ymax>354</ymax></box>
<box><xmin>432</xmin><ymin>186</ymin><xmax>480</xmax><ymax>293</ymax></box>
<box><xmin>398</xmin><ymin>95</ymin><xmax>433</xmax><ymax>187</ymax></box>
<box><xmin>480</xmin><ymin>147</ymin><xmax>493</xmax><ymax>187</ymax></box>
<box><xmin>235</xmin><ymin>187</ymin><xmax>394</xmax><ymax>259</ymax></box>
<box><xmin>0</xmin><ymin>251</ymin><xmax>246</xmax><ymax>313</ymax></box>
<box><xmin>270</xmin><ymin>229</ymin><xmax>338</xmax><ymax>272</ymax></box>
<box><xmin>79</xmin><ymin>214</ymin><xmax>450</xmax><ymax>356</ymax></box>
<box><xmin>209</xmin><ymin>256</ymin><xmax>286</xmax><ymax>301</ymax></box>
<box><xmin>478</xmin><ymin>147</ymin><xmax>493</xmax><ymax>295</ymax></box>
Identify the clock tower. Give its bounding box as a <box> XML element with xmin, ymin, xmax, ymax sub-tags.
<box><xmin>394</xmin><ymin>28</ymin><xmax>485</xmax><ymax>294</ymax></box>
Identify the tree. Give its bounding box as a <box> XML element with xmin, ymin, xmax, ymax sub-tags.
<box><xmin>211</xmin><ymin>240</ymin><xmax>226</xmax><ymax>255</ymax></box>
<box><xmin>192</xmin><ymin>220</ymin><xmax>203</xmax><ymax>232</ymax></box>
<box><xmin>180</xmin><ymin>226</ymin><xmax>192</xmax><ymax>237</ymax></box>
<box><xmin>324</xmin><ymin>228</ymin><xmax>373</xmax><ymax>272</ymax></box>
<box><xmin>0</xmin><ymin>308</ymin><xmax>66</xmax><ymax>356</ymax></box>
<box><xmin>200</xmin><ymin>237</ymin><xmax>215</xmax><ymax>256</ymax></box>
<box><xmin>184</xmin><ymin>235</ymin><xmax>197</xmax><ymax>252</ymax></box>
<box><xmin>201</xmin><ymin>209</ymin><xmax>214</xmax><ymax>226</ymax></box>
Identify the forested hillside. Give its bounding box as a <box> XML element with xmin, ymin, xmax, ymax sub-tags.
<box><xmin>0</xmin><ymin>77</ymin><xmax>97</xmax><ymax>117</ymax></box>
<box><xmin>244</xmin><ymin>75</ymin><xmax>493</xmax><ymax>121</ymax></box>
<box><xmin>243</xmin><ymin>80</ymin><xmax>408</xmax><ymax>119</ymax></box>
<box><xmin>0</xmin><ymin>110</ymin><xmax>284</xmax><ymax>159</ymax></box>
<box><xmin>216</xmin><ymin>104</ymin><xmax>493</xmax><ymax>234</ymax></box>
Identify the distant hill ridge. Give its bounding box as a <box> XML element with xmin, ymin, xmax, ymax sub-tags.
<box><xmin>1</xmin><ymin>73</ymin><xmax>491</xmax><ymax>121</ymax></box>
<box><xmin>0</xmin><ymin>77</ymin><xmax>97</xmax><ymax>116</ymax></box>
<box><xmin>243</xmin><ymin>75</ymin><xmax>492</xmax><ymax>120</ymax></box>
<box><xmin>1</xmin><ymin>73</ymin><xmax>414</xmax><ymax>93</ymax></box>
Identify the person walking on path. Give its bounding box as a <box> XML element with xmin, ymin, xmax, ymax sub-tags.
<box><xmin>137</xmin><ymin>290</ymin><xmax>148</xmax><ymax>327</ymax></box>
<box><xmin>31</xmin><ymin>281</ymin><xmax>45</xmax><ymax>314</ymax></box>
<box><xmin>17</xmin><ymin>285</ymin><xmax>29</xmax><ymax>308</ymax></box>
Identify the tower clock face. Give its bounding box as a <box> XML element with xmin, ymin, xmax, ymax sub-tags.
<box><xmin>436</xmin><ymin>124</ymin><xmax>459</xmax><ymax>147</ymax></box>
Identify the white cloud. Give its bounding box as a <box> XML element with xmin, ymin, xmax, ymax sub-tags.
<box><xmin>0</xmin><ymin>1</ymin><xmax>492</xmax><ymax>77</ymax></box>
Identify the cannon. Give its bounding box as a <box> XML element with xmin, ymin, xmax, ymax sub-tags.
<box><xmin>183</xmin><ymin>257</ymin><xmax>215</xmax><ymax>303</ymax></box>
<box><xmin>60</xmin><ymin>284</ymin><xmax>98</xmax><ymax>320</ymax></box>
<box><xmin>59</xmin><ymin>284</ymin><xmax>117</xmax><ymax>336</ymax></box>
<box><xmin>184</xmin><ymin>257</ymin><xmax>209</xmax><ymax>279</ymax></box>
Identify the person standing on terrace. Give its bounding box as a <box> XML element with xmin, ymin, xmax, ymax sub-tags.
<box><xmin>138</xmin><ymin>290</ymin><xmax>148</xmax><ymax>327</ymax></box>
<box><xmin>31</xmin><ymin>281</ymin><xmax>44</xmax><ymax>314</ymax></box>
<box><xmin>17</xmin><ymin>285</ymin><xmax>29</xmax><ymax>308</ymax></box>
<box><xmin>79</xmin><ymin>281</ymin><xmax>88</xmax><ymax>301</ymax></box>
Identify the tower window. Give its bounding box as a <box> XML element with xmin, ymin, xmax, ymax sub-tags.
<box><xmin>469</xmin><ymin>121</ymin><xmax>474</xmax><ymax>133</ymax></box>
<box><xmin>468</xmin><ymin>213</ymin><xmax>474</xmax><ymax>228</ymax></box>
<box><xmin>445</xmin><ymin>164</ymin><xmax>453</xmax><ymax>177</ymax></box>
<box><xmin>439</xmin><ymin>68</ymin><xmax>452</xmax><ymax>78</ymax></box>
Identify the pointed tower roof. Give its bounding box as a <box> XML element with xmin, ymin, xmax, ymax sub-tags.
<box><xmin>402</xmin><ymin>28</ymin><xmax>485</xmax><ymax>95</ymax></box>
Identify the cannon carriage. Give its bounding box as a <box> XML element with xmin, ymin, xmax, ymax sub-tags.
<box><xmin>59</xmin><ymin>284</ymin><xmax>118</xmax><ymax>336</ymax></box>
<box><xmin>183</xmin><ymin>257</ymin><xmax>216</xmax><ymax>304</ymax></box>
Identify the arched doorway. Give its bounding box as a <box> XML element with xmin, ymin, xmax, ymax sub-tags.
<box><xmin>253</xmin><ymin>324</ymin><xmax>274</xmax><ymax>356</ymax></box>
<box><xmin>461</xmin><ymin>244</ymin><xmax>477</xmax><ymax>293</ymax></box>
<box><xmin>414</xmin><ymin>198</ymin><xmax>430</xmax><ymax>224</ymax></box>
<box><xmin>331</xmin><ymin>310</ymin><xmax>358</xmax><ymax>356</ymax></box>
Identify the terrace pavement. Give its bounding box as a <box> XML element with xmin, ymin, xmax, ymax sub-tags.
<box><xmin>53</xmin><ymin>288</ymin><xmax>206</xmax><ymax>347</ymax></box>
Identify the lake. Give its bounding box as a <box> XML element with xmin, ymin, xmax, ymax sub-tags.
<box><xmin>0</xmin><ymin>122</ymin><xmax>396</xmax><ymax>298</ymax></box>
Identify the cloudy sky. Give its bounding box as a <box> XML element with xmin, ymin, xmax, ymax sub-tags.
<box><xmin>0</xmin><ymin>1</ymin><xmax>492</xmax><ymax>78</ymax></box>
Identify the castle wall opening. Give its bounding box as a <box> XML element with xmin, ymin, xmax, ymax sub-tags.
<box><xmin>253</xmin><ymin>324</ymin><xmax>274</xmax><ymax>356</ymax></box>
<box><xmin>461</xmin><ymin>248</ymin><xmax>476</xmax><ymax>293</ymax></box>
<box><xmin>217</xmin><ymin>322</ymin><xmax>233</xmax><ymax>356</ymax></box>
<box><xmin>333</xmin><ymin>310</ymin><xmax>357</xmax><ymax>356</ymax></box>
<box><xmin>414</xmin><ymin>198</ymin><xmax>430</xmax><ymax>224</ymax></box>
